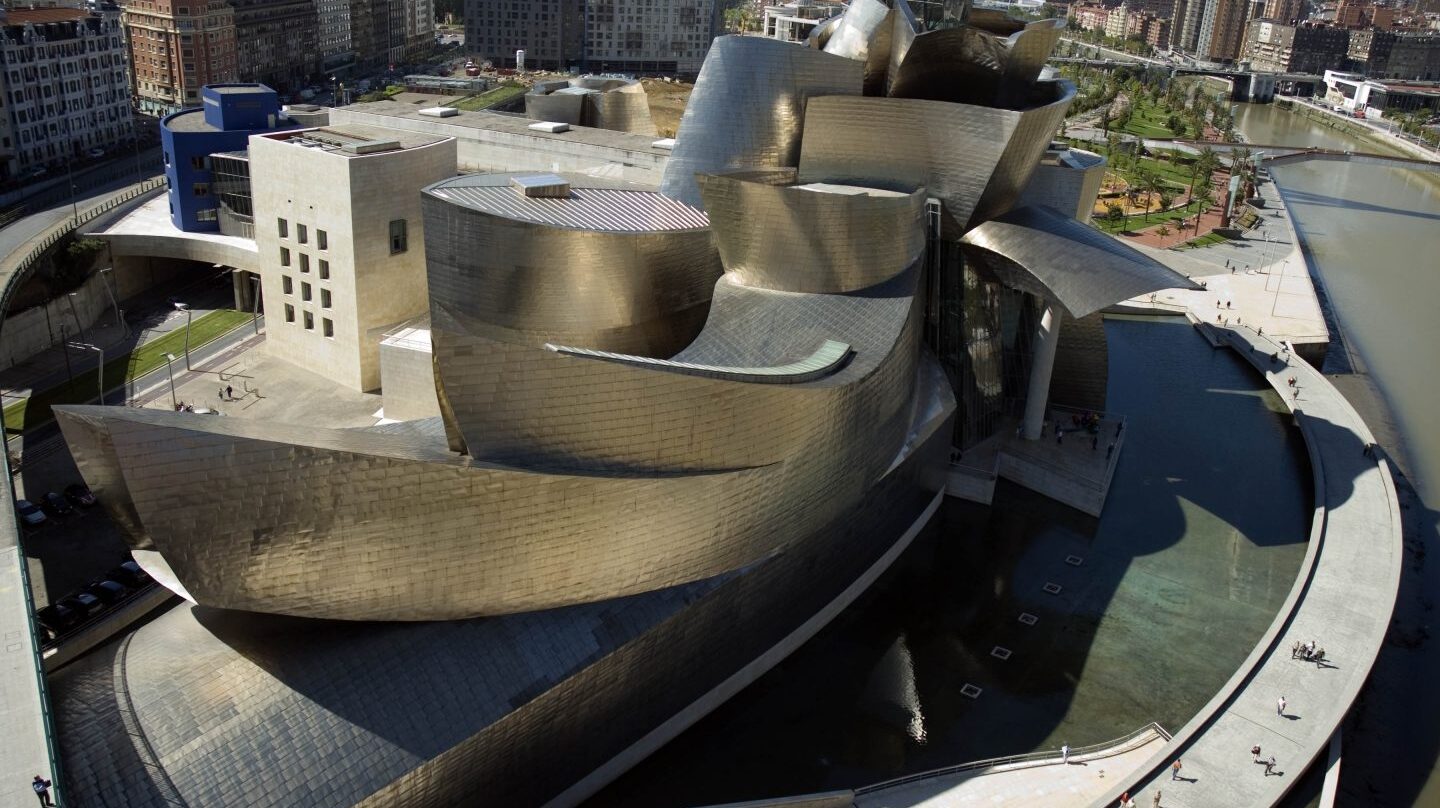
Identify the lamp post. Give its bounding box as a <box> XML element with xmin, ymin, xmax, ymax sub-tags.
<box><xmin>164</xmin><ymin>353</ymin><xmax>178</xmax><ymax>410</ymax></box>
<box><xmin>59</xmin><ymin>324</ymin><xmax>74</xmax><ymax>385</ymax></box>
<box><xmin>98</xmin><ymin>267</ymin><xmax>126</xmax><ymax>337</ymax></box>
<box><xmin>174</xmin><ymin>301</ymin><xmax>192</xmax><ymax>370</ymax></box>
<box><xmin>70</xmin><ymin>342</ymin><xmax>104</xmax><ymax>404</ymax></box>
<box><xmin>65</xmin><ymin>291</ymin><xmax>87</xmax><ymax>343</ymax></box>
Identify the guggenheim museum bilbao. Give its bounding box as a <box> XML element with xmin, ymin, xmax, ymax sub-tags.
<box><xmin>49</xmin><ymin>1</ymin><xmax>1193</xmax><ymax>805</ymax></box>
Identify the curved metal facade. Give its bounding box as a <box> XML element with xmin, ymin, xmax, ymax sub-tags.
<box><xmin>697</xmin><ymin>169</ymin><xmax>927</xmax><ymax>294</ymax></box>
<box><xmin>798</xmin><ymin>80</ymin><xmax>1075</xmax><ymax>236</ymax></box>
<box><xmin>658</xmin><ymin>36</ymin><xmax>863</xmax><ymax>207</ymax></box>
<box><xmin>524</xmin><ymin>77</ymin><xmax>657</xmax><ymax>135</ymax></box>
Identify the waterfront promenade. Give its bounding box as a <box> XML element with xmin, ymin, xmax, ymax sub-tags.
<box><xmin>1092</xmin><ymin>321</ymin><xmax>1402</xmax><ymax>807</ymax></box>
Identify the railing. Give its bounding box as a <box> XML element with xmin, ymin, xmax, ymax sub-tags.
<box><xmin>854</xmin><ymin>721</ymin><xmax>1171</xmax><ymax>795</ymax></box>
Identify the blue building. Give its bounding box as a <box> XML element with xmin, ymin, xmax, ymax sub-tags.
<box><xmin>160</xmin><ymin>85</ymin><xmax>299</xmax><ymax>232</ymax></box>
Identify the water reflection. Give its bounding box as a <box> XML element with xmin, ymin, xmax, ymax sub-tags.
<box><xmin>586</xmin><ymin>318</ymin><xmax>1309</xmax><ymax>807</ymax></box>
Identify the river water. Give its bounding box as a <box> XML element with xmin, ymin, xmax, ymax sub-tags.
<box><xmin>588</xmin><ymin>315</ymin><xmax>1310</xmax><ymax>806</ymax></box>
<box><xmin>1233</xmin><ymin>102</ymin><xmax>1440</xmax><ymax>807</ymax></box>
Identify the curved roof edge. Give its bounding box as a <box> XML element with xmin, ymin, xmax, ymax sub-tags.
<box><xmin>544</xmin><ymin>339</ymin><xmax>853</xmax><ymax>384</ymax></box>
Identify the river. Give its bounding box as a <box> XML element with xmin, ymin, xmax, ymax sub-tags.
<box><xmin>1234</xmin><ymin>101</ymin><xmax>1440</xmax><ymax>807</ymax></box>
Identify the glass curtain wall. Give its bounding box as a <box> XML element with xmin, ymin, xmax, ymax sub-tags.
<box><xmin>212</xmin><ymin>151</ymin><xmax>255</xmax><ymax>238</ymax></box>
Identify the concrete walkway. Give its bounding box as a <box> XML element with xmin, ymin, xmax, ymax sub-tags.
<box><xmin>854</xmin><ymin>725</ymin><xmax>1170</xmax><ymax>808</ymax></box>
<box><xmin>1092</xmin><ymin>322</ymin><xmax>1403</xmax><ymax>807</ymax></box>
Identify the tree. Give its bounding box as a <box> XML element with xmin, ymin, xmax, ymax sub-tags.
<box><xmin>1107</xmin><ymin>203</ymin><xmax>1125</xmax><ymax>223</ymax></box>
<box><xmin>1190</xmin><ymin>146</ymin><xmax>1218</xmax><ymax>199</ymax></box>
<box><xmin>1158</xmin><ymin>187</ymin><xmax>1177</xmax><ymax>213</ymax></box>
<box><xmin>1157</xmin><ymin>223</ymin><xmax>1171</xmax><ymax>243</ymax></box>
<box><xmin>1142</xmin><ymin>170</ymin><xmax>1164</xmax><ymax>221</ymax></box>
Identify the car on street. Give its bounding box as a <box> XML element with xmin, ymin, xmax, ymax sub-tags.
<box><xmin>59</xmin><ymin>592</ymin><xmax>101</xmax><ymax>620</ymax></box>
<box><xmin>41</xmin><ymin>491</ymin><xmax>74</xmax><ymax>518</ymax></box>
<box><xmin>35</xmin><ymin>603</ymin><xmax>79</xmax><ymax>635</ymax></box>
<box><xmin>109</xmin><ymin>560</ymin><xmax>152</xmax><ymax>588</ymax></box>
<box><xmin>15</xmin><ymin>498</ymin><xmax>46</xmax><ymax>526</ymax></box>
<box><xmin>84</xmin><ymin>579</ymin><xmax>129</xmax><ymax>605</ymax></box>
<box><xmin>87</xmin><ymin>147</ymin><xmax>105</xmax><ymax>158</ymax></box>
<box><xmin>65</xmin><ymin>483</ymin><xmax>97</xmax><ymax>507</ymax></box>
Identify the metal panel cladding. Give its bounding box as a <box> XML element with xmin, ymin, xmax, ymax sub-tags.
<box><xmin>960</xmin><ymin>204</ymin><xmax>1202</xmax><ymax>319</ymax></box>
<box><xmin>797</xmin><ymin>81</ymin><xmax>1076</xmax><ymax>236</ymax></box>
<box><xmin>697</xmin><ymin>169</ymin><xmax>927</xmax><ymax>294</ymax></box>
<box><xmin>658</xmin><ymin>36</ymin><xmax>863</xmax><ymax>208</ymax></box>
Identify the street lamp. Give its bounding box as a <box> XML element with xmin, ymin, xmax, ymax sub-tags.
<box><xmin>174</xmin><ymin>301</ymin><xmax>192</xmax><ymax>370</ymax></box>
<box><xmin>98</xmin><ymin>267</ymin><xmax>126</xmax><ymax>337</ymax></box>
<box><xmin>65</xmin><ymin>291</ymin><xmax>87</xmax><ymax>343</ymax></box>
<box><xmin>164</xmin><ymin>352</ymin><xmax>178</xmax><ymax>410</ymax></box>
<box><xmin>69</xmin><ymin>342</ymin><xmax>104</xmax><ymax>404</ymax></box>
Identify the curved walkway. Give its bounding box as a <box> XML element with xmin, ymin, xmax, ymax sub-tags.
<box><xmin>1092</xmin><ymin>322</ymin><xmax>1403</xmax><ymax>807</ymax></box>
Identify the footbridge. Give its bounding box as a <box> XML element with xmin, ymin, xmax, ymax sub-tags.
<box><xmin>1170</xmin><ymin>140</ymin><xmax>1440</xmax><ymax>173</ymax></box>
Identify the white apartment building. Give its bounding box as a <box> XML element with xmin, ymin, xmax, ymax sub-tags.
<box><xmin>248</xmin><ymin>125</ymin><xmax>456</xmax><ymax>392</ymax></box>
<box><xmin>0</xmin><ymin>3</ymin><xmax>133</xmax><ymax>179</ymax></box>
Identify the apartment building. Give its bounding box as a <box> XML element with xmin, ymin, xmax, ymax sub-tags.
<box><xmin>1244</xmin><ymin>18</ymin><xmax>1350</xmax><ymax>71</ymax></box>
<box><xmin>0</xmin><ymin>4</ymin><xmax>133</xmax><ymax>178</ymax></box>
<box><xmin>123</xmin><ymin>0</ymin><xmax>237</xmax><ymax>115</ymax></box>
<box><xmin>230</xmin><ymin>0</ymin><xmax>318</xmax><ymax>91</ymax></box>
<box><xmin>465</xmin><ymin>0</ymin><xmax>716</xmax><ymax>75</ymax></box>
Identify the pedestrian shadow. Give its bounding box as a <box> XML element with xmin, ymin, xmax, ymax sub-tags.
<box><xmin>1282</xmin><ymin>713</ymin><xmax>1302</xmax><ymax>721</ymax></box>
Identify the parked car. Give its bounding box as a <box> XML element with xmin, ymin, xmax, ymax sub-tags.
<box><xmin>109</xmin><ymin>560</ymin><xmax>151</xmax><ymax>588</ymax></box>
<box><xmin>35</xmin><ymin>603</ymin><xmax>78</xmax><ymax>634</ymax></box>
<box><xmin>59</xmin><ymin>592</ymin><xmax>101</xmax><ymax>619</ymax></box>
<box><xmin>84</xmin><ymin>579</ymin><xmax>129</xmax><ymax>605</ymax></box>
<box><xmin>64</xmin><ymin>483</ymin><xmax>96</xmax><ymax>507</ymax></box>
<box><xmin>87</xmin><ymin>147</ymin><xmax>105</xmax><ymax>158</ymax></box>
<box><xmin>14</xmin><ymin>498</ymin><xmax>46</xmax><ymax>526</ymax></box>
<box><xmin>41</xmin><ymin>492</ymin><xmax>73</xmax><ymax>518</ymax></box>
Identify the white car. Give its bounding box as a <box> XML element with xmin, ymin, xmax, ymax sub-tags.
<box><xmin>15</xmin><ymin>498</ymin><xmax>46</xmax><ymax>526</ymax></box>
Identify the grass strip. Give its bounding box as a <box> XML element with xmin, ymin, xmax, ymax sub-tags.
<box><xmin>1094</xmin><ymin>198</ymin><xmax>1207</xmax><ymax>235</ymax></box>
<box><xmin>3</xmin><ymin>309</ymin><xmax>252</xmax><ymax>432</ymax></box>
<box><xmin>446</xmin><ymin>84</ymin><xmax>528</xmax><ymax>112</ymax></box>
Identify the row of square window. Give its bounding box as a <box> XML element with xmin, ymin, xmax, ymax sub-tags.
<box><xmin>279</xmin><ymin>249</ymin><xmax>330</xmax><ymax>277</ymax></box>
<box><xmin>281</xmin><ymin>276</ymin><xmax>331</xmax><ymax>307</ymax></box>
<box><xmin>277</xmin><ymin>218</ymin><xmax>329</xmax><ymax>250</ymax></box>
<box><xmin>283</xmin><ymin>305</ymin><xmax>334</xmax><ymax>337</ymax></box>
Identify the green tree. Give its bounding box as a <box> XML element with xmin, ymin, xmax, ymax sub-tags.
<box><xmin>1106</xmin><ymin>203</ymin><xmax>1125</xmax><ymax>222</ymax></box>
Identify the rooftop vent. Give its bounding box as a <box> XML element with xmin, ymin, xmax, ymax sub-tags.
<box><xmin>419</xmin><ymin>106</ymin><xmax>459</xmax><ymax>118</ymax></box>
<box><xmin>651</xmin><ymin>137</ymin><xmax>676</xmax><ymax>150</ymax></box>
<box><xmin>528</xmin><ymin>121</ymin><xmax>570</xmax><ymax>133</ymax></box>
<box><xmin>510</xmin><ymin>174</ymin><xmax>571</xmax><ymax>198</ymax></box>
<box><xmin>342</xmin><ymin>139</ymin><xmax>401</xmax><ymax>155</ymax></box>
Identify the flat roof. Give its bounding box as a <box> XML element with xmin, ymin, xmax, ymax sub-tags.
<box><xmin>427</xmin><ymin>173</ymin><xmax>709</xmax><ymax>232</ymax></box>
<box><xmin>163</xmin><ymin>109</ymin><xmax>220</xmax><ymax>133</ymax></box>
<box><xmin>264</xmin><ymin>124</ymin><xmax>449</xmax><ymax>155</ymax></box>
<box><xmin>337</xmin><ymin>100</ymin><xmax>667</xmax><ymax>156</ymax></box>
<box><xmin>2</xmin><ymin>8</ymin><xmax>88</xmax><ymax>24</ymax></box>
<box><xmin>209</xmin><ymin>84</ymin><xmax>273</xmax><ymax>96</ymax></box>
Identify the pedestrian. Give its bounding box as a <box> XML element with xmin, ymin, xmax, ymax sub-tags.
<box><xmin>1152</xmin><ymin>790</ymin><xmax>1162</xmax><ymax>807</ymax></box>
<box><xmin>1061</xmin><ymin>743</ymin><xmax>1070</xmax><ymax>764</ymax></box>
<box><xmin>1057</xmin><ymin>430</ymin><xmax>1064</xmax><ymax>445</ymax></box>
<box><xmin>1119</xmin><ymin>791</ymin><xmax>1132</xmax><ymax>808</ymax></box>
<box><xmin>219</xmin><ymin>386</ymin><xmax>225</xmax><ymax>400</ymax></box>
<box><xmin>1227</xmin><ymin>300</ymin><xmax>1232</xmax><ymax>309</ymax></box>
<box><xmin>1107</xmin><ymin>443</ymin><xmax>1115</xmax><ymax>460</ymax></box>
<box><xmin>1171</xmin><ymin>759</ymin><xmax>1182</xmax><ymax>780</ymax></box>
<box><xmin>226</xmin><ymin>384</ymin><xmax>233</xmax><ymax>400</ymax></box>
<box><xmin>1092</xmin><ymin>435</ymin><xmax>1099</xmax><ymax>451</ymax></box>
<box><xmin>1252</xmin><ymin>744</ymin><xmax>1262</xmax><ymax>762</ymax></box>
<box><xmin>1277</xmin><ymin>695</ymin><xmax>1287</xmax><ymax>715</ymax></box>
<box><xmin>1264</xmin><ymin>755</ymin><xmax>1276</xmax><ymax>775</ymax></box>
<box><xmin>1216</xmin><ymin>300</ymin><xmax>1221</xmax><ymax>308</ymax></box>
<box><xmin>32</xmin><ymin>775</ymin><xmax>54</xmax><ymax>807</ymax></box>
<box><xmin>1116</xmin><ymin>421</ymin><xmax>1124</xmax><ymax>437</ymax></box>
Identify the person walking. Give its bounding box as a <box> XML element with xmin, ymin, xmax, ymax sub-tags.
<box><xmin>226</xmin><ymin>384</ymin><xmax>234</xmax><ymax>400</ymax></box>
<box><xmin>1061</xmin><ymin>743</ymin><xmax>1070</xmax><ymax>764</ymax></box>
<box><xmin>1107</xmin><ymin>443</ymin><xmax>1116</xmax><ymax>460</ymax></box>
<box><xmin>1252</xmin><ymin>744</ymin><xmax>1262</xmax><ymax>762</ymax></box>
<box><xmin>1277</xmin><ymin>695</ymin><xmax>1287</xmax><ymax>716</ymax></box>
<box><xmin>32</xmin><ymin>775</ymin><xmax>54</xmax><ymax>807</ymax></box>
<box><xmin>1092</xmin><ymin>435</ymin><xmax>1099</xmax><ymax>451</ymax></box>
<box><xmin>1171</xmin><ymin>759</ymin><xmax>1182</xmax><ymax>780</ymax></box>
<box><xmin>1264</xmin><ymin>755</ymin><xmax>1277</xmax><ymax>776</ymax></box>
<box><xmin>1152</xmin><ymin>790</ymin><xmax>1162</xmax><ymax>807</ymax></box>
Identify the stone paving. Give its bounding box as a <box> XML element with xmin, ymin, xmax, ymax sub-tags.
<box><xmin>1091</xmin><ymin>322</ymin><xmax>1402</xmax><ymax>808</ymax></box>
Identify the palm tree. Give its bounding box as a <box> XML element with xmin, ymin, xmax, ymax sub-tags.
<box><xmin>1143</xmin><ymin>171</ymin><xmax>1165</xmax><ymax>222</ymax></box>
<box><xmin>1157</xmin><ymin>223</ymin><xmax>1171</xmax><ymax>244</ymax></box>
<box><xmin>1189</xmin><ymin>147</ymin><xmax>1218</xmax><ymax>200</ymax></box>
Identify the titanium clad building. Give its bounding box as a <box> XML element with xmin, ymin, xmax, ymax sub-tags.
<box><xmin>49</xmin><ymin>4</ymin><xmax>1195</xmax><ymax>804</ymax></box>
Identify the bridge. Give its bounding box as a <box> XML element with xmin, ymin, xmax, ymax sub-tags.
<box><xmin>1167</xmin><ymin>140</ymin><xmax>1440</xmax><ymax>172</ymax></box>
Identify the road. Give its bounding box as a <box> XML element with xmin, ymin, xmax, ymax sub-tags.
<box><xmin>0</xmin><ymin>153</ymin><xmax>164</xmax><ymax>268</ymax></box>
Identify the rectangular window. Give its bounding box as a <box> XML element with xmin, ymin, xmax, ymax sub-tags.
<box><xmin>299</xmin><ymin>253</ymin><xmax>310</xmax><ymax>273</ymax></box>
<box><xmin>303</xmin><ymin>311</ymin><xmax>314</xmax><ymax>330</ymax></box>
<box><xmin>389</xmin><ymin>219</ymin><xmax>407</xmax><ymax>254</ymax></box>
<box><xmin>284</xmin><ymin>303</ymin><xmax>295</xmax><ymax>322</ymax></box>
<box><xmin>301</xmin><ymin>282</ymin><xmax>312</xmax><ymax>302</ymax></box>
<box><xmin>189</xmin><ymin>155</ymin><xmax>205</xmax><ymax>169</ymax></box>
<box><xmin>317</xmin><ymin>229</ymin><xmax>327</xmax><ymax>250</ymax></box>
<box><xmin>279</xmin><ymin>247</ymin><xmax>291</xmax><ymax>266</ymax></box>
<box><xmin>318</xmin><ymin>259</ymin><xmax>329</xmax><ymax>279</ymax></box>
<box><xmin>297</xmin><ymin>223</ymin><xmax>307</xmax><ymax>244</ymax></box>
<box><xmin>191</xmin><ymin>182</ymin><xmax>208</xmax><ymax>197</ymax></box>
<box><xmin>277</xmin><ymin>217</ymin><xmax>288</xmax><ymax>238</ymax></box>
<box><xmin>196</xmin><ymin>208</ymin><xmax>217</xmax><ymax>221</ymax></box>
<box><xmin>320</xmin><ymin>288</ymin><xmax>331</xmax><ymax>308</ymax></box>
<box><xmin>282</xmin><ymin>275</ymin><xmax>293</xmax><ymax>294</ymax></box>
<box><xmin>322</xmin><ymin>317</ymin><xmax>334</xmax><ymax>338</ymax></box>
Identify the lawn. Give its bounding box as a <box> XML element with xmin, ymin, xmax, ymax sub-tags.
<box><xmin>1117</xmin><ymin>100</ymin><xmax>1181</xmax><ymax>139</ymax></box>
<box><xmin>1094</xmin><ymin>197</ymin><xmax>1206</xmax><ymax>235</ymax></box>
<box><xmin>1175</xmin><ymin>232</ymin><xmax>1229</xmax><ymax>250</ymax></box>
<box><xmin>3</xmin><ymin>309</ymin><xmax>252</xmax><ymax>432</ymax></box>
<box><xmin>446</xmin><ymin>84</ymin><xmax>528</xmax><ymax>112</ymax></box>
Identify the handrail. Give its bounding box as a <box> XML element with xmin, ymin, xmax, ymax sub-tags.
<box><xmin>855</xmin><ymin>721</ymin><xmax>1171</xmax><ymax>794</ymax></box>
